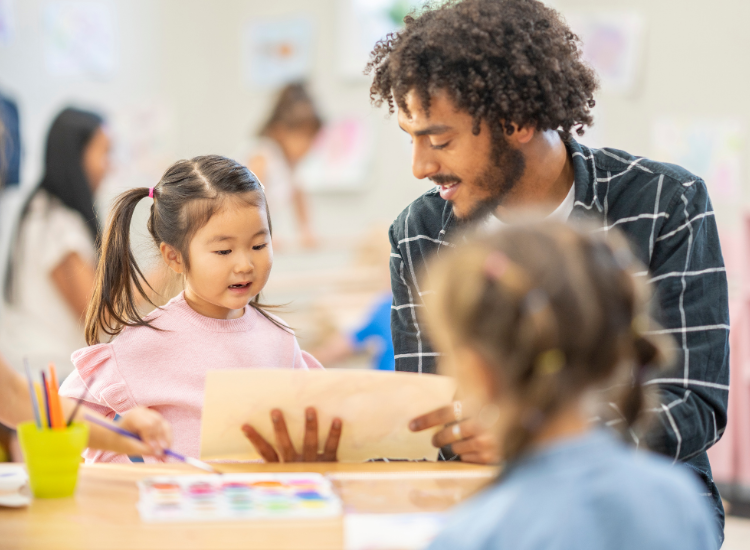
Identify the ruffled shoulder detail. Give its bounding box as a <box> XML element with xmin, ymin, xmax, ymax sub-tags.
<box><xmin>61</xmin><ymin>344</ymin><xmax>137</xmax><ymax>413</ymax></box>
<box><xmin>71</xmin><ymin>344</ymin><xmax>113</xmax><ymax>378</ymax></box>
<box><xmin>299</xmin><ymin>350</ymin><xmax>324</xmax><ymax>370</ymax></box>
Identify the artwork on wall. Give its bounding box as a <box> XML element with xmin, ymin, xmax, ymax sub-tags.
<box><xmin>337</xmin><ymin>0</ymin><xmax>421</xmax><ymax>80</ymax></box>
<box><xmin>43</xmin><ymin>1</ymin><xmax>117</xmax><ymax>78</ymax></box>
<box><xmin>565</xmin><ymin>12</ymin><xmax>646</xmax><ymax>96</ymax></box>
<box><xmin>242</xmin><ymin>16</ymin><xmax>314</xmax><ymax>89</ymax></box>
<box><xmin>651</xmin><ymin>118</ymin><xmax>744</xmax><ymax>203</ymax></box>
<box><xmin>110</xmin><ymin>101</ymin><xmax>175</xmax><ymax>185</ymax></box>
<box><xmin>296</xmin><ymin>116</ymin><xmax>373</xmax><ymax>192</ymax></box>
<box><xmin>0</xmin><ymin>0</ymin><xmax>15</xmax><ymax>44</ymax></box>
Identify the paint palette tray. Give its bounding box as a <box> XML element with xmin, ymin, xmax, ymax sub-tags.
<box><xmin>137</xmin><ymin>473</ymin><xmax>342</xmax><ymax>523</ymax></box>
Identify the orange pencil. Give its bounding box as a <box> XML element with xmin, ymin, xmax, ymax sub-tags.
<box><xmin>48</xmin><ymin>364</ymin><xmax>64</xmax><ymax>430</ymax></box>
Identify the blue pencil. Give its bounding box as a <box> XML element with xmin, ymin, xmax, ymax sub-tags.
<box><xmin>23</xmin><ymin>359</ymin><xmax>42</xmax><ymax>429</ymax></box>
<box><xmin>40</xmin><ymin>371</ymin><xmax>52</xmax><ymax>429</ymax></box>
<box><xmin>82</xmin><ymin>414</ymin><xmax>220</xmax><ymax>474</ymax></box>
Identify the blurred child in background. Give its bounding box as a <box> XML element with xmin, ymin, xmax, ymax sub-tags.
<box><xmin>423</xmin><ymin>222</ymin><xmax>717</xmax><ymax>550</ymax></box>
<box><xmin>1</xmin><ymin>107</ymin><xmax>110</xmax><ymax>378</ymax></box>
<box><xmin>246</xmin><ymin>83</ymin><xmax>322</xmax><ymax>249</ymax></box>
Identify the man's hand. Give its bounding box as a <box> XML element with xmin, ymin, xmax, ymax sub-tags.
<box><xmin>242</xmin><ymin>408</ymin><xmax>342</xmax><ymax>462</ymax></box>
<box><xmin>409</xmin><ymin>402</ymin><xmax>500</xmax><ymax>464</ymax></box>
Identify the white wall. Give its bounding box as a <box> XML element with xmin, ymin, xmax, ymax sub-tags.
<box><xmin>0</xmin><ymin>0</ymin><xmax>425</xmax><ymax>244</ymax></box>
<box><xmin>2</xmin><ymin>0</ymin><xmax>749</xmax><ymax>256</ymax></box>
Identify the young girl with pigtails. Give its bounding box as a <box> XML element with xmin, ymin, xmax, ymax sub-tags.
<box><xmin>59</xmin><ymin>155</ymin><xmax>330</xmax><ymax>463</ymax></box>
<box><xmin>422</xmin><ymin>221</ymin><xmax>716</xmax><ymax>550</ymax></box>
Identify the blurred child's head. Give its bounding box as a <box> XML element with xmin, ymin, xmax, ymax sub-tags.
<box><xmin>259</xmin><ymin>83</ymin><xmax>322</xmax><ymax>164</ymax></box>
<box><xmin>87</xmin><ymin>155</ymin><xmax>276</xmax><ymax>344</ymax></box>
<box><xmin>423</xmin><ymin>221</ymin><xmax>670</xmax><ymax>460</ymax></box>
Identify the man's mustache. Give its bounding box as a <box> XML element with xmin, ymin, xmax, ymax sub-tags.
<box><xmin>429</xmin><ymin>174</ymin><xmax>462</xmax><ymax>185</ymax></box>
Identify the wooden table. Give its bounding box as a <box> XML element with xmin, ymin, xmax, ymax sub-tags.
<box><xmin>0</xmin><ymin>462</ymin><xmax>497</xmax><ymax>550</ymax></box>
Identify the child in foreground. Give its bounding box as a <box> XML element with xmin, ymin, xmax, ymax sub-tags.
<box><xmin>60</xmin><ymin>155</ymin><xmax>323</xmax><ymax>463</ymax></box>
<box><xmin>423</xmin><ymin>222</ymin><xmax>716</xmax><ymax>550</ymax></box>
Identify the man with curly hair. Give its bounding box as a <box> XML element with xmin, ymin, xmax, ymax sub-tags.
<box><xmin>367</xmin><ymin>0</ymin><xmax>728</xmax><ymax>542</ymax></box>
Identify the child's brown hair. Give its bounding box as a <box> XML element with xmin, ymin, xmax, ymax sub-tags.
<box><xmin>258</xmin><ymin>83</ymin><xmax>322</xmax><ymax>138</ymax></box>
<box><xmin>423</xmin><ymin>221</ymin><xmax>671</xmax><ymax>460</ymax></box>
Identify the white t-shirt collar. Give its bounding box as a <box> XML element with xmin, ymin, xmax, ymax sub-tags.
<box><xmin>484</xmin><ymin>181</ymin><xmax>575</xmax><ymax>231</ymax></box>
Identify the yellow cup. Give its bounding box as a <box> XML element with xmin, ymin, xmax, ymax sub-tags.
<box><xmin>17</xmin><ymin>422</ymin><xmax>89</xmax><ymax>498</ymax></box>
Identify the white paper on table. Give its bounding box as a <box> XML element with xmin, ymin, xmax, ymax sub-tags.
<box><xmin>199</xmin><ymin>369</ymin><xmax>456</xmax><ymax>462</ymax></box>
<box><xmin>344</xmin><ymin>513</ymin><xmax>445</xmax><ymax>550</ymax></box>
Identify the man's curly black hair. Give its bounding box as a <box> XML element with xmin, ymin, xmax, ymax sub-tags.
<box><xmin>365</xmin><ymin>0</ymin><xmax>598</xmax><ymax>140</ymax></box>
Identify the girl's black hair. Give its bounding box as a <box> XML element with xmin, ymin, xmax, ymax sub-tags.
<box><xmin>4</xmin><ymin>107</ymin><xmax>103</xmax><ymax>302</ymax></box>
<box><xmin>86</xmin><ymin>154</ymin><xmax>285</xmax><ymax>345</ymax></box>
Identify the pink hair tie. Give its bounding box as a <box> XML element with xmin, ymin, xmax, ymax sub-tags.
<box><xmin>484</xmin><ymin>251</ymin><xmax>509</xmax><ymax>281</ymax></box>
<box><xmin>148</xmin><ymin>187</ymin><xmax>155</xmax><ymax>199</ymax></box>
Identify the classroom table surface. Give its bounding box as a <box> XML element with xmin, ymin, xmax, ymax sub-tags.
<box><xmin>0</xmin><ymin>461</ymin><xmax>498</xmax><ymax>550</ymax></box>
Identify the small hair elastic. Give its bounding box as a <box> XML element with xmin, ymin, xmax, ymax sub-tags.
<box><xmin>148</xmin><ymin>187</ymin><xmax>155</xmax><ymax>198</ymax></box>
<box><xmin>484</xmin><ymin>251</ymin><xmax>509</xmax><ymax>281</ymax></box>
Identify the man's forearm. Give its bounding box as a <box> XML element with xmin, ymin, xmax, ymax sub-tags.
<box><xmin>0</xmin><ymin>358</ymin><xmax>34</xmax><ymax>428</ymax></box>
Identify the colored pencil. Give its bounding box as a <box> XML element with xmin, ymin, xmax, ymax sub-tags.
<box><xmin>44</xmin><ymin>371</ymin><xmax>60</xmax><ymax>429</ymax></box>
<box><xmin>23</xmin><ymin>359</ymin><xmax>42</xmax><ymax>429</ymax></box>
<box><xmin>83</xmin><ymin>414</ymin><xmax>221</xmax><ymax>474</ymax></box>
<box><xmin>33</xmin><ymin>383</ymin><xmax>47</xmax><ymax>428</ymax></box>
<box><xmin>40</xmin><ymin>372</ymin><xmax>52</xmax><ymax>429</ymax></box>
<box><xmin>66</xmin><ymin>372</ymin><xmax>97</xmax><ymax>427</ymax></box>
<box><xmin>48</xmin><ymin>364</ymin><xmax>64</xmax><ymax>430</ymax></box>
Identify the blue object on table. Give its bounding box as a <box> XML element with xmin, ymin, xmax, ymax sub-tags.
<box><xmin>351</xmin><ymin>293</ymin><xmax>394</xmax><ymax>371</ymax></box>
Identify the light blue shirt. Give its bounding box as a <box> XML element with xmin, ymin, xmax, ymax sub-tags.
<box><xmin>428</xmin><ymin>429</ymin><xmax>717</xmax><ymax>550</ymax></box>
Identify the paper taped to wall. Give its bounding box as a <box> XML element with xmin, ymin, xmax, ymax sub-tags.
<box><xmin>200</xmin><ymin>369</ymin><xmax>456</xmax><ymax>462</ymax></box>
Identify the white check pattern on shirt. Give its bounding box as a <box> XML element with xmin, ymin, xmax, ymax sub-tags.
<box><xmin>388</xmin><ymin>139</ymin><xmax>729</xmax><ymax>474</ymax></box>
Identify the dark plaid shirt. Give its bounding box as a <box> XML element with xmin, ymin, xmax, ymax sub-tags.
<box><xmin>389</xmin><ymin>138</ymin><xmax>730</xmax><ymax>538</ymax></box>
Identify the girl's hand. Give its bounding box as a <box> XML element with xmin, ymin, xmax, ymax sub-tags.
<box><xmin>242</xmin><ymin>408</ymin><xmax>341</xmax><ymax>462</ymax></box>
<box><xmin>116</xmin><ymin>407</ymin><xmax>173</xmax><ymax>458</ymax></box>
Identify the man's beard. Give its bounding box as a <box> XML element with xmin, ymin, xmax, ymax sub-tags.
<box><xmin>456</xmin><ymin>132</ymin><xmax>526</xmax><ymax>223</ymax></box>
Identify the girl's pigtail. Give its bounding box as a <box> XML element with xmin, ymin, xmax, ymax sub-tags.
<box><xmin>504</xmin><ymin>306</ymin><xmax>565</xmax><ymax>461</ymax></box>
<box><xmin>85</xmin><ymin>188</ymin><xmax>155</xmax><ymax>345</ymax></box>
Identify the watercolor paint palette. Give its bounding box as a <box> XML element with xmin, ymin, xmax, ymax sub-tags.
<box><xmin>137</xmin><ymin>473</ymin><xmax>342</xmax><ymax>523</ymax></box>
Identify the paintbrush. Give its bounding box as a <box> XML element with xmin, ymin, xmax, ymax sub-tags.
<box><xmin>83</xmin><ymin>414</ymin><xmax>221</xmax><ymax>474</ymax></box>
<box><xmin>66</xmin><ymin>372</ymin><xmax>97</xmax><ymax>427</ymax></box>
